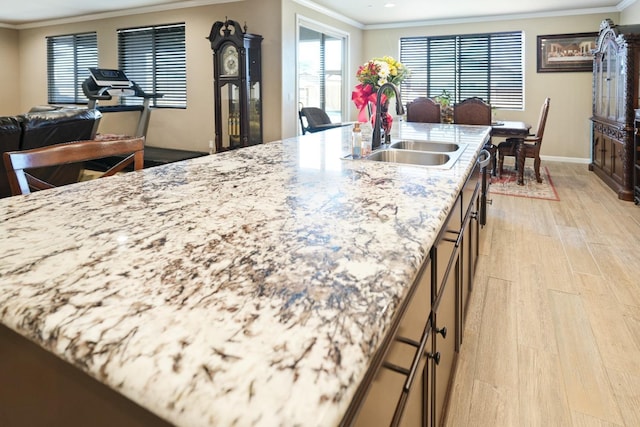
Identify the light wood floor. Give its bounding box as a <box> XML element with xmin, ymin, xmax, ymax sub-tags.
<box><xmin>444</xmin><ymin>161</ymin><xmax>640</xmax><ymax>427</ymax></box>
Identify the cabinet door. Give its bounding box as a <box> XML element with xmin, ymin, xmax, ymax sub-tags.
<box><xmin>460</xmin><ymin>191</ymin><xmax>479</xmax><ymax>346</ymax></box>
<box><xmin>611</xmin><ymin>139</ymin><xmax>625</xmax><ymax>184</ymax></box>
<box><xmin>602</xmin><ymin>134</ymin><xmax>613</xmax><ymax>174</ymax></box>
<box><xmin>432</xmin><ymin>255</ymin><xmax>459</xmax><ymax>427</ymax></box>
<box><xmin>593</xmin><ymin>129</ymin><xmax>604</xmax><ymax>169</ymax></box>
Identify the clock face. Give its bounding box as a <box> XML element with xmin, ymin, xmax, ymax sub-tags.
<box><xmin>222</xmin><ymin>45</ymin><xmax>239</xmax><ymax>76</ymax></box>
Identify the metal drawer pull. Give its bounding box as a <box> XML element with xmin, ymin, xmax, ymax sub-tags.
<box><xmin>380</xmin><ymin>320</ymin><xmax>432</xmax><ymax>427</ymax></box>
<box><xmin>382</xmin><ymin>361</ymin><xmax>410</xmax><ymax>377</ymax></box>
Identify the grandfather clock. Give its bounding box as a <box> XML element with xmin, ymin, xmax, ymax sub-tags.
<box><xmin>208</xmin><ymin>19</ymin><xmax>263</xmax><ymax>152</ymax></box>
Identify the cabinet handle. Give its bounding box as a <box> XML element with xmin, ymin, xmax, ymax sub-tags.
<box><xmin>427</xmin><ymin>351</ymin><xmax>441</xmax><ymax>365</ymax></box>
<box><xmin>380</xmin><ymin>320</ymin><xmax>433</xmax><ymax>426</ymax></box>
<box><xmin>470</xmin><ymin>211</ymin><xmax>478</xmax><ymax>220</ymax></box>
<box><xmin>435</xmin><ymin>326</ymin><xmax>447</xmax><ymax>338</ymax></box>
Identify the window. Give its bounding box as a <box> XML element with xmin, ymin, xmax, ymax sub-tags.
<box><xmin>297</xmin><ymin>18</ymin><xmax>348</xmax><ymax>127</ymax></box>
<box><xmin>118</xmin><ymin>23</ymin><xmax>186</xmax><ymax>108</ymax></box>
<box><xmin>47</xmin><ymin>32</ymin><xmax>98</xmax><ymax>104</ymax></box>
<box><xmin>400</xmin><ymin>31</ymin><xmax>523</xmax><ymax>109</ymax></box>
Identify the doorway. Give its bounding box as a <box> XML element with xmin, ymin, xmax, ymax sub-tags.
<box><xmin>297</xmin><ymin>18</ymin><xmax>348</xmax><ymax>130</ymax></box>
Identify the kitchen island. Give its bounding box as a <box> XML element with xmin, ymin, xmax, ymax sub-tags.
<box><xmin>0</xmin><ymin>122</ymin><xmax>491</xmax><ymax>426</ymax></box>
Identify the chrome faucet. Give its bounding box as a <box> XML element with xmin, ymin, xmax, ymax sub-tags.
<box><xmin>372</xmin><ymin>82</ymin><xmax>405</xmax><ymax>150</ymax></box>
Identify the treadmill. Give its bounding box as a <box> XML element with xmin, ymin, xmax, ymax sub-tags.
<box><xmin>83</xmin><ymin>68</ymin><xmax>206</xmax><ymax>169</ymax></box>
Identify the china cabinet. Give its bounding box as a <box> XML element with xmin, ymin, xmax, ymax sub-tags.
<box><xmin>208</xmin><ymin>19</ymin><xmax>263</xmax><ymax>152</ymax></box>
<box><xmin>590</xmin><ymin>19</ymin><xmax>640</xmax><ymax>201</ymax></box>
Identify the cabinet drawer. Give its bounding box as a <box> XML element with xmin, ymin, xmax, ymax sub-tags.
<box><xmin>432</xmin><ymin>255</ymin><xmax>458</xmax><ymax>427</ymax></box>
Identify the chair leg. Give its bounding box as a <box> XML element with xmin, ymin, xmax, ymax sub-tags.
<box><xmin>534</xmin><ymin>157</ymin><xmax>542</xmax><ymax>183</ymax></box>
<box><xmin>498</xmin><ymin>153</ymin><xmax>504</xmax><ymax>178</ymax></box>
<box><xmin>516</xmin><ymin>144</ymin><xmax>526</xmax><ymax>185</ymax></box>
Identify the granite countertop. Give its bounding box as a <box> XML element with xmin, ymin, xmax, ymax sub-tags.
<box><xmin>0</xmin><ymin>122</ymin><xmax>490</xmax><ymax>426</ymax></box>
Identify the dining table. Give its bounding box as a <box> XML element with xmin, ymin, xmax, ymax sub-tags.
<box><xmin>489</xmin><ymin>120</ymin><xmax>531</xmax><ymax>183</ymax></box>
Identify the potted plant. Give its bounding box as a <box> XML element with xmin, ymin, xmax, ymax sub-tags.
<box><xmin>434</xmin><ymin>90</ymin><xmax>453</xmax><ymax>123</ymax></box>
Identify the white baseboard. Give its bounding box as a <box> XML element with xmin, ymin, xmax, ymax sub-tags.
<box><xmin>540</xmin><ymin>155</ymin><xmax>590</xmax><ymax>164</ymax></box>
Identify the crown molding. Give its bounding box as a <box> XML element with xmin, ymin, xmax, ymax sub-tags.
<box><xmin>292</xmin><ymin>0</ymin><xmax>364</xmax><ymax>29</ymax></box>
<box><xmin>8</xmin><ymin>0</ymin><xmax>241</xmax><ymax>30</ymax></box>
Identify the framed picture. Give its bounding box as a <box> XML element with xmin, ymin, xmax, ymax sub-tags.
<box><xmin>537</xmin><ymin>32</ymin><xmax>597</xmax><ymax>72</ymax></box>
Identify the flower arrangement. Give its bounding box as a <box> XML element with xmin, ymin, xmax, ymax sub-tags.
<box><xmin>352</xmin><ymin>56</ymin><xmax>409</xmax><ymax>124</ymax></box>
<box><xmin>355</xmin><ymin>56</ymin><xmax>409</xmax><ymax>93</ymax></box>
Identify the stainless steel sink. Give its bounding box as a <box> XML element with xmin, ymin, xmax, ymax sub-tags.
<box><xmin>344</xmin><ymin>137</ymin><xmax>467</xmax><ymax>168</ymax></box>
<box><xmin>365</xmin><ymin>149</ymin><xmax>451</xmax><ymax>166</ymax></box>
<box><xmin>389</xmin><ymin>140</ymin><xmax>459</xmax><ymax>152</ymax></box>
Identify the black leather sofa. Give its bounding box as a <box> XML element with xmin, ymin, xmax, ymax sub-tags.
<box><xmin>0</xmin><ymin>108</ymin><xmax>102</xmax><ymax>198</ymax></box>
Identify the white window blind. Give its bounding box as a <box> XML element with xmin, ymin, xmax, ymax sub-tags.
<box><xmin>47</xmin><ymin>32</ymin><xmax>98</xmax><ymax>104</ymax></box>
<box><xmin>400</xmin><ymin>31</ymin><xmax>523</xmax><ymax>109</ymax></box>
<box><xmin>118</xmin><ymin>23</ymin><xmax>186</xmax><ymax>108</ymax></box>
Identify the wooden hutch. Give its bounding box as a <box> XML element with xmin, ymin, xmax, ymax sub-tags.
<box><xmin>590</xmin><ymin>19</ymin><xmax>640</xmax><ymax>201</ymax></box>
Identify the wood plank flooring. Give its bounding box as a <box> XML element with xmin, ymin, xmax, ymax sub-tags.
<box><xmin>445</xmin><ymin>162</ymin><xmax>640</xmax><ymax>427</ymax></box>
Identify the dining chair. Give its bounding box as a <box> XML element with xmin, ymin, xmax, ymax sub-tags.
<box><xmin>406</xmin><ymin>97</ymin><xmax>441</xmax><ymax>123</ymax></box>
<box><xmin>453</xmin><ymin>97</ymin><xmax>497</xmax><ymax>174</ymax></box>
<box><xmin>453</xmin><ymin>97</ymin><xmax>492</xmax><ymax>125</ymax></box>
<box><xmin>298</xmin><ymin>107</ymin><xmax>349</xmax><ymax>135</ymax></box>
<box><xmin>497</xmin><ymin>97</ymin><xmax>551</xmax><ymax>183</ymax></box>
<box><xmin>3</xmin><ymin>136</ymin><xmax>145</xmax><ymax>196</ymax></box>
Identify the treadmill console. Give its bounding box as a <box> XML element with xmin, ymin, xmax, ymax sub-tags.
<box><xmin>88</xmin><ymin>68</ymin><xmax>132</xmax><ymax>88</ymax></box>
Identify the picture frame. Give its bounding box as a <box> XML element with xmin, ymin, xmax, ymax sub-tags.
<box><xmin>537</xmin><ymin>32</ymin><xmax>597</xmax><ymax>72</ymax></box>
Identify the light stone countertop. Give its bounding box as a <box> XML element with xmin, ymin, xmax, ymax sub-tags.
<box><xmin>0</xmin><ymin>122</ymin><xmax>491</xmax><ymax>426</ymax></box>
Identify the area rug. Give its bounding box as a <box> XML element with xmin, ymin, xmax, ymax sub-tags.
<box><xmin>489</xmin><ymin>165</ymin><xmax>560</xmax><ymax>201</ymax></box>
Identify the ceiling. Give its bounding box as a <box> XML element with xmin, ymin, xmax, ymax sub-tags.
<box><xmin>0</xmin><ymin>0</ymin><xmax>630</xmax><ymax>27</ymax></box>
<box><xmin>308</xmin><ymin>0</ymin><xmax>627</xmax><ymax>26</ymax></box>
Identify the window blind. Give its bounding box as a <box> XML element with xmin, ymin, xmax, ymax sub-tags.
<box><xmin>47</xmin><ymin>32</ymin><xmax>98</xmax><ymax>104</ymax></box>
<box><xmin>400</xmin><ymin>31</ymin><xmax>523</xmax><ymax>109</ymax></box>
<box><xmin>118</xmin><ymin>23</ymin><xmax>186</xmax><ymax>108</ymax></box>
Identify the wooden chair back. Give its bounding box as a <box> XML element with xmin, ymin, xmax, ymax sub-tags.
<box><xmin>531</xmin><ymin>97</ymin><xmax>551</xmax><ymax>143</ymax></box>
<box><xmin>3</xmin><ymin>136</ymin><xmax>145</xmax><ymax>196</ymax></box>
<box><xmin>406</xmin><ymin>97</ymin><xmax>441</xmax><ymax>123</ymax></box>
<box><xmin>497</xmin><ymin>98</ymin><xmax>550</xmax><ymax>183</ymax></box>
<box><xmin>453</xmin><ymin>97</ymin><xmax>491</xmax><ymax>125</ymax></box>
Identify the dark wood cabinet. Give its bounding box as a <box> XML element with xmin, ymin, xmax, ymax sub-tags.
<box><xmin>352</xmin><ymin>260</ymin><xmax>432</xmax><ymax>427</ymax></box>
<box><xmin>590</xmin><ymin>19</ymin><xmax>640</xmax><ymax>201</ymax></box>
<box><xmin>634</xmin><ymin>112</ymin><xmax>640</xmax><ymax>204</ymax></box>
<box><xmin>349</xmin><ymin>153</ymin><xmax>485</xmax><ymax>426</ymax></box>
<box><xmin>208</xmin><ymin>19</ymin><xmax>263</xmax><ymax>152</ymax></box>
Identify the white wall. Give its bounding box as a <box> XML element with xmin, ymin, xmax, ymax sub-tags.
<box><xmin>621</xmin><ymin>0</ymin><xmax>640</xmax><ymax>24</ymax></box>
<box><xmin>0</xmin><ymin>27</ymin><xmax>20</xmax><ymax>115</ymax></box>
<box><xmin>362</xmin><ymin>13</ymin><xmax>618</xmax><ymax>161</ymax></box>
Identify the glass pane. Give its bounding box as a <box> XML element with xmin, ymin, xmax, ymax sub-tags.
<box><xmin>602</xmin><ymin>45</ymin><xmax>610</xmax><ymax>117</ymax></box>
<box><xmin>298</xmin><ymin>28</ymin><xmax>322</xmax><ymax>111</ymax></box>
<box><xmin>324</xmin><ymin>37</ymin><xmax>343</xmax><ymax>123</ymax></box>
<box><xmin>297</xmin><ymin>25</ymin><xmax>345</xmax><ymax>133</ymax></box>
<box><xmin>608</xmin><ymin>41</ymin><xmax>619</xmax><ymax>120</ymax></box>
<box><xmin>221</xmin><ymin>81</ymin><xmax>240</xmax><ymax>150</ymax></box>
<box><xmin>249</xmin><ymin>82</ymin><xmax>261</xmax><ymax>145</ymax></box>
